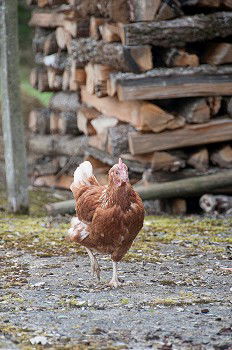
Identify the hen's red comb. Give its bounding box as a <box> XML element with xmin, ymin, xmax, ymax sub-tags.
<box><xmin>118</xmin><ymin>158</ymin><xmax>124</xmax><ymax>169</ymax></box>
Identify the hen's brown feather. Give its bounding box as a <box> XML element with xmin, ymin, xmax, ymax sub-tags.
<box><xmin>69</xmin><ymin>167</ymin><xmax>144</xmax><ymax>262</ymax></box>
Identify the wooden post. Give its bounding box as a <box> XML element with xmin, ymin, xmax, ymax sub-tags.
<box><xmin>0</xmin><ymin>0</ymin><xmax>29</xmax><ymax>213</ymax></box>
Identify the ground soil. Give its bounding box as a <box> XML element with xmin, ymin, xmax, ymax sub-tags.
<box><xmin>0</xmin><ymin>187</ymin><xmax>232</xmax><ymax>350</ymax></box>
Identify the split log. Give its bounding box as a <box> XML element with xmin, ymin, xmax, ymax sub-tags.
<box><xmin>37</xmin><ymin>0</ymin><xmax>68</xmax><ymax>7</ymax></box>
<box><xmin>129</xmin><ymin>0</ymin><xmax>161</xmax><ymax>21</ymax></box>
<box><xmin>28</xmin><ymin>134</ymin><xmax>87</xmax><ymax>156</ymax></box>
<box><xmin>32</xmin><ymin>28</ymin><xmax>58</xmax><ymax>55</ymax></box>
<box><xmin>50</xmin><ymin>111</ymin><xmax>60</xmax><ymax>134</ymax></box>
<box><xmin>128</xmin><ymin>118</ymin><xmax>232</xmax><ymax>154</ymax></box>
<box><xmin>199</xmin><ymin>194</ymin><xmax>232</xmax><ymax>214</ymax></box>
<box><xmin>85</xmin><ymin>63</ymin><xmax>116</xmax><ymax>97</ymax></box>
<box><xmin>151</xmin><ymin>151</ymin><xmax>186</xmax><ymax>172</ymax></box>
<box><xmin>34</xmin><ymin>174</ymin><xmax>72</xmax><ymax>189</ymax></box>
<box><xmin>77</xmin><ymin>106</ymin><xmax>101</xmax><ymax>135</ymax></box>
<box><xmin>32</xmin><ymin>157</ymin><xmax>60</xmax><ymax>177</ymax></box>
<box><xmin>178</xmin><ymin>98</ymin><xmax>211</xmax><ymax>124</ymax></box>
<box><xmin>62</xmin><ymin>18</ymin><xmax>90</xmax><ymax>38</ymax></box>
<box><xmin>49</xmin><ymin>92</ymin><xmax>80</xmax><ymax>112</ymax></box>
<box><xmin>161</xmin><ymin>48</ymin><xmax>199</xmax><ymax>67</ymax></box>
<box><xmin>71</xmin><ymin>38</ymin><xmax>152</xmax><ymax>73</ymax></box>
<box><xmin>55</xmin><ymin>27</ymin><xmax>72</xmax><ymax>50</ymax></box>
<box><xmin>28</xmin><ymin>108</ymin><xmax>51</xmax><ymax>134</ymax></box>
<box><xmin>67</xmin><ymin>0</ymin><xmax>130</xmax><ymax>23</ymax></box>
<box><xmin>202</xmin><ymin>43</ymin><xmax>232</xmax><ymax>65</ymax></box>
<box><xmin>155</xmin><ymin>0</ymin><xmax>183</xmax><ymax>21</ymax></box>
<box><xmin>35</xmin><ymin>52</ymin><xmax>70</xmax><ymax>71</ymax></box>
<box><xmin>211</xmin><ymin>145</ymin><xmax>232</xmax><ymax>168</ymax></box>
<box><xmin>29</xmin><ymin>11</ymin><xmax>66</xmax><ymax>28</ymax></box>
<box><xmin>107</xmin><ymin>124</ymin><xmax>134</xmax><ymax>156</ymax></box>
<box><xmin>120</xmin><ymin>12</ymin><xmax>232</xmax><ymax>46</ymax></box>
<box><xmin>69</xmin><ymin>61</ymin><xmax>86</xmax><ymax>91</ymax></box>
<box><xmin>90</xmin><ymin>17</ymin><xmax>109</xmax><ymax>40</ymax></box>
<box><xmin>47</xmin><ymin>68</ymin><xmax>63</xmax><ymax>90</ymax></box>
<box><xmin>91</xmin><ymin>116</ymin><xmax>118</xmax><ymax>135</ymax></box>
<box><xmin>81</xmin><ymin>87</ymin><xmax>183</xmax><ymax>132</ymax></box>
<box><xmin>57</xmin><ymin>111</ymin><xmax>80</xmax><ymax>135</ymax></box>
<box><xmin>62</xmin><ymin>68</ymin><xmax>71</xmax><ymax>91</ymax></box>
<box><xmin>110</xmin><ymin>65</ymin><xmax>232</xmax><ymax>101</ymax></box>
<box><xmin>99</xmin><ymin>23</ymin><xmax>121</xmax><ymax>43</ymax></box>
<box><xmin>85</xmin><ymin>146</ymin><xmax>146</xmax><ymax>173</ymax></box>
<box><xmin>226</xmin><ymin>98</ymin><xmax>232</xmax><ymax>117</ymax></box>
<box><xmin>187</xmin><ymin>148</ymin><xmax>209</xmax><ymax>172</ymax></box>
<box><xmin>45</xmin><ymin>199</ymin><xmax>76</xmax><ymax>215</ymax></box>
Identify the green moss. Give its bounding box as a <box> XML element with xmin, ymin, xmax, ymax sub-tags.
<box><xmin>1</xmin><ymin>185</ymin><xmax>231</xmax><ymax>260</ymax></box>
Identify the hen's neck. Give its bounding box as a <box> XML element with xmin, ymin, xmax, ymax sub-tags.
<box><xmin>105</xmin><ymin>182</ymin><xmax>132</xmax><ymax>210</ymax></box>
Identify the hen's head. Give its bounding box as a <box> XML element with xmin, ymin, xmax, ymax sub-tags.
<box><xmin>109</xmin><ymin>158</ymin><xmax>129</xmax><ymax>187</ymax></box>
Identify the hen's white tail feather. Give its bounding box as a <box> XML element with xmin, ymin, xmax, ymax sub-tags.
<box><xmin>73</xmin><ymin>161</ymin><xmax>93</xmax><ymax>186</ymax></box>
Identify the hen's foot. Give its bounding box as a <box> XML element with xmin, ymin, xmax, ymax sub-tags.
<box><xmin>108</xmin><ymin>261</ymin><xmax>122</xmax><ymax>288</ymax></box>
<box><xmin>108</xmin><ymin>278</ymin><xmax>122</xmax><ymax>288</ymax></box>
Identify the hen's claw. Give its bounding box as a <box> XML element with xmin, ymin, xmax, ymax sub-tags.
<box><xmin>108</xmin><ymin>278</ymin><xmax>122</xmax><ymax>288</ymax></box>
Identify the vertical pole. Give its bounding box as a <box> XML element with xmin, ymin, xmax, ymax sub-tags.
<box><xmin>0</xmin><ymin>0</ymin><xmax>29</xmax><ymax>213</ymax></box>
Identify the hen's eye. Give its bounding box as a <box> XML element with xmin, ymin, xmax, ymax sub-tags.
<box><xmin>115</xmin><ymin>170</ymin><xmax>119</xmax><ymax>175</ymax></box>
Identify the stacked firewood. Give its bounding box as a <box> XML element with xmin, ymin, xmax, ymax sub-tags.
<box><xmin>27</xmin><ymin>0</ymin><xmax>232</xmax><ymax>213</ymax></box>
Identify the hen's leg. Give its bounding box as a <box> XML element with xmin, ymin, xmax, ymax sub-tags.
<box><xmin>85</xmin><ymin>248</ymin><xmax>101</xmax><ymax>281</ymax></box>
<box><xmin>109</xmin><ymin>261</ymin><xmax>122</xmax><ymax>288</ymax></box>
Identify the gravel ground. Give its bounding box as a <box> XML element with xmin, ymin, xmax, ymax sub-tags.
<box><xmin>1</xmin><ymin>232</ymin><xmax>232</xmax><ymax>350</ymax></box>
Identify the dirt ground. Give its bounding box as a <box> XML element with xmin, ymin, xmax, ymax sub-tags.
<box><xmin>0</xmin><ymin>188</ymin><xmax>232</xmax><ymax>350</ymax></box>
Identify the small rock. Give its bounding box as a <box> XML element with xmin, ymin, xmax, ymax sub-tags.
<box><xmin>201</xmin><ymin>308</ymin><xmax>209</xmax><ymax>314</ymax></box>
<box><xmin>30</xmin><ymin>335</ymin><xmax>48</xmax><ymax>345</ymax></box>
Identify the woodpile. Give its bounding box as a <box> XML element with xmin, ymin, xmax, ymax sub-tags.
<box><xmin>27</xmin><ymin>0</ymin><xmax>232</xmax><ymax>213</ymax></box>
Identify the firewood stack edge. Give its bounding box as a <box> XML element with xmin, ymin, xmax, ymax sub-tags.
<box><xmin>26</xmin><ymin>0</ymin><xmax>232</xmax><ymax>214</ymax></box>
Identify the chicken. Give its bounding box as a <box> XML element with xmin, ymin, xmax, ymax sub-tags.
<box><xmin>68</xmin><ymin>158</ymin><xmax>144</xmax><ymax>288</ymax></box>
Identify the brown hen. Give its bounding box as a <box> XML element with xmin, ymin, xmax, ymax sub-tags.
<box><xmin>68</xmin><ymin>158</ymin><xmax>144</xmax><ymax>287</ymax></box>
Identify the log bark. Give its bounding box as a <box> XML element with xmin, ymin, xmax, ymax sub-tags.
<box><xmin>71</xmin><ymin>38</ymin><xmax>152</xmax><ymax>73</ymax></box>
<box><xmin>28</xmin><ymin>135</ymin><xmax>88</xmax><ymax>156</ymax></box>
<box><xmin>151</xmin><ymin>151</ymin><xmax>186</xmax><ymax>172</ymax></box>
<box><xmin>81</xmin><ymin>87</ymin><xmax>182</xmax><ymax>132</ymax></box>
<box><xmin>110</xmin><ymin>65</ymin><xmax>232</xmax><ymax>101</ymax></box>
<box><xmin>35</xmin><ymin>52</ymin><xmax>71</xmax><ymax>71</ymax></box>
<box><xmin>77</xmin><ymin>106</ymin><xmax>101</xmax><ymax>135</ymax></box>
<box><xmin>34</xmin><ymin>174</ymin><xmax>72</xmax><ymax>189</ymax></box>
<box><xmin>32</xmin><ymin>157</ymin><xmax>60</xmax><ymax>177</ymax></box>
<box><xmin>128</xmin><ymin>118</ymin><xmax>232</xmax><ymax>155</ymax></box>
<box><xmin>49</xmin><ymin>92</ymin><xmax>80</xmax><ymax>112</ymax></box>
<box><xmin>187</xmin><ymin>148</ymin><xmax>209</xmax><ymax>172</ymax></box>
<box><xmin>121</xmin><ymin>12</ymin><xmax>232</xmax><ymax>47</ymax></box>
<box><xmin>107</xmin><ymin>124</ymin><xmax>134</xmax><ymax>156</ymax></box>
<box><xmin>28</xmin><ymin>108</ymin><xmax>51</xmax><ymax>134</ymax></box>
<box><xmin>199</xmin><ymin>194</ymin><xmax>232</xmax><ymax>214</ymax></box>
<box><xmin>134</xmin><ymin>169</ymin><xmax>232</xmax><ymax>200</ymax></box>
<box><xmin>45</xmin><ymin>170</ymin><xmax>232</xmax><ymax>214</ymax></box>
